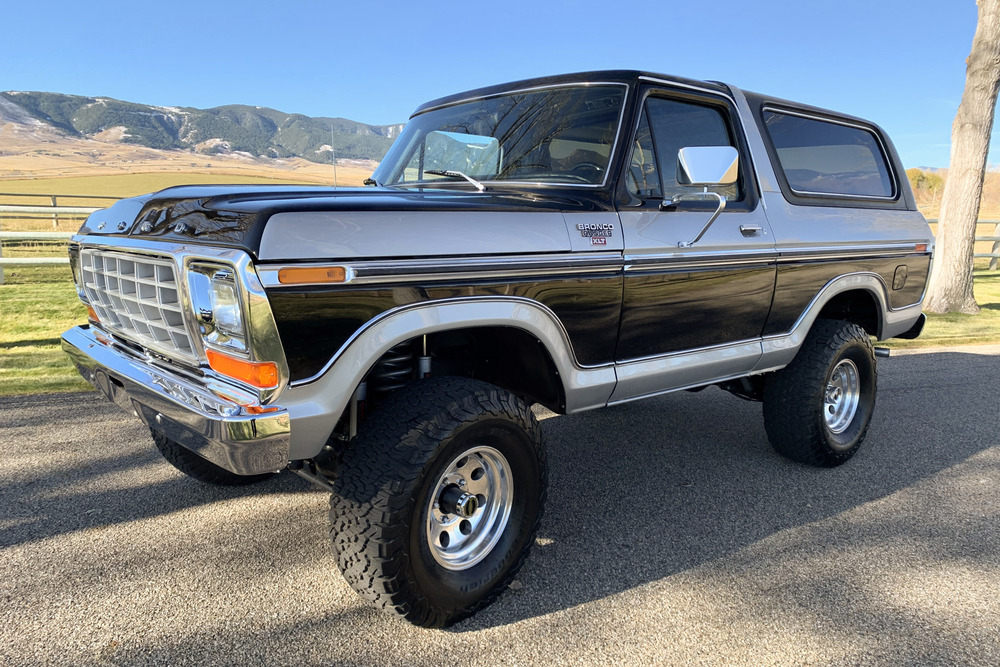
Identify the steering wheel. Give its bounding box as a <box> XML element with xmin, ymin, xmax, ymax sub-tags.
<box><xmin>569</xmin><ymin>162</ymin><xmax>605</xmax><ymax>183</ymax></box>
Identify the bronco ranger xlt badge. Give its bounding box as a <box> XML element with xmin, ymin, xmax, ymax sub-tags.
<box><xmin>62</xmin><ymin>70</ymin><xmax>932</xmax><ymax>628</ymax></box>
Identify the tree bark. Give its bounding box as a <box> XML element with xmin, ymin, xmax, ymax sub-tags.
<box><xmin>924</xmin><ymin>0</ymin><xmax>1000</xmax><ymax>314</ymax></box>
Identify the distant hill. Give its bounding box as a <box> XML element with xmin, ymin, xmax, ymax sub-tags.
<box><xmin>0</xmin><ymin>91</ymin><xmax>404</xmax><ymax>164</ymax></box>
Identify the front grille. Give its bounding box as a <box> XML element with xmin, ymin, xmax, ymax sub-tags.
<box><xmin>80</xmin><ymin>249</ymin><xmax>196</xmax><ymax>362</ymax></box>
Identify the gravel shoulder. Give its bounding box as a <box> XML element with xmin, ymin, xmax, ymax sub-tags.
<box><xmin>2</xmin><ymin>347</ymin><xmax>999</xmax><ymax>665</ymax></box>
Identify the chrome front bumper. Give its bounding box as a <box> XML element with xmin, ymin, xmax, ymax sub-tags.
<box><xmin>62</xmin><ymin>325</ymin><xmax>290</xmax><ymax>475</ymax></box>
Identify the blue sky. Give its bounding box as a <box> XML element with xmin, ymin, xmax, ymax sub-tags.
<box><xmin>1</xmin><ymin>0</ymin><xmax>993</xmax><ymax>169</ymax></box>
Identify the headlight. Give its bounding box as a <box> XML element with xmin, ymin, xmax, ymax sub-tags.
<box><xmin>188</xmin><ymin>263</ymin><xmax>247</xmax><ymax>354</ymax></box>
<box><xmin>69</xmin><ymin>244</ymin><xmax>88</xmax><ymax>304</ymax></box>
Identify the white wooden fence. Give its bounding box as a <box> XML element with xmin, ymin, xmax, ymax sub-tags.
<box><xmin>0</xmin><ymin>193</ymin><xmax>117</xmax><ymax>284</ymax></box>
<box><xmin>926</xmin><ymin>219</ymin><xmax>1000</xmax><ymax>271</ymax></box>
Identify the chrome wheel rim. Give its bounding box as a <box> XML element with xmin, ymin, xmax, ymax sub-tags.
<box><xmin>824</xmin><ymin>359</ymin><xmax>860</xmax><ymax>434</ymax></box>
<box><xmin>426</xmin><ymin>446</ymin><xmax>513</xmax><ymax>571</ymax></box>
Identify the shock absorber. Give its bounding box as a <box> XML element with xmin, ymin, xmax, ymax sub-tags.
<box><xmin>369</xmin><ymin>342</ymin><xmax>414</xmax><ymax>395</ymax></box>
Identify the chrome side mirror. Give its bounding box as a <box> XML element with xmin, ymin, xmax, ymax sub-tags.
<box><xmin>677</xmin><ymin>145</ymin><xmax>739</xmax><ymax>186</ymax></box>
<box><xmin>662</xmin><ymin>146</ymin><xmax>739</xmax><ymax>248</ymax></box>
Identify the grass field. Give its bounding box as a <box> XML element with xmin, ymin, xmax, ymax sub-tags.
<box><xmin>0</xmin><ymin>265</ymin><xmax>89</xmax><ymax>395</ymax></box>
<box><xmin>2</xmin><ymin>261</ymin><xmax>999</xmax><ymax>396</ymax></box>
<box><xmin>885</xmin><ymin>266</ymin><xmax>1000</xmax><ymax>349</ymax></box>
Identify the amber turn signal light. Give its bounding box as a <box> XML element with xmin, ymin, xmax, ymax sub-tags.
<box><xmin>915</xmin><ymin>244</ymin><xmax>928</xmax><ymax>253</ymax></box>
<box><xmin>86</xmin><ymin>304</ymin><xmax>100</xmax><ymax>322</ymax></box>
<box><xmin>206</xmin><ymin>349</ymin><xmax>279</xmax><ymax>388</ymax></box>
<box><xmin>277</xmin><ymin>266</ymin><xmax>347</xmax><ymax>285</ymax></box>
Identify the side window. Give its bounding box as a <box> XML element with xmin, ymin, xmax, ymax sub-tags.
<box><xmin>643</xmin><ymin>97</ymin><xmax>740</xmax><ymax>201</ymax></box>
<box><xmin>763</xmin><ymin>110</ymin><xmax>894</xmax><ymax>198</ymax></box>
<box><xmin>626</xmin><ymin>109</ymin><xmax>661</xmax><ymax>197</ymax></box>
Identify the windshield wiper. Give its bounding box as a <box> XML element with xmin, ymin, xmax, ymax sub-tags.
<box><xmin>423</xmin><ymin>169</ymin><xmax>486</xmax><ymax>192</ymax></box>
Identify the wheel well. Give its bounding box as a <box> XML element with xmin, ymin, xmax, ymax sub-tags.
<box><xmin>365</xmin><ymin>327</ymin><xmax>565</xmax><ymax>413</ymax></box>
<box><xmin>816</xmin><ymin>290</ymin><xmax>880</xmax><ymax>337</ymax></box>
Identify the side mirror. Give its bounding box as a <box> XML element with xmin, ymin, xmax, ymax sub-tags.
<box><xmin>676</xmin><ymin>145</ymin><xmax>739</xmax><ymax>186</ymax></box>
<box><xmin>663</xmin><ymin>146</ymin><xmax>739</xmax><ymax>248</ymax></box>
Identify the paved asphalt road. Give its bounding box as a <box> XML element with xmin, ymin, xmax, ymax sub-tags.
<box><xmin>2</xmin><ymin>347</ymin><xmax>1000</xmax><ymax>666</ymax></box>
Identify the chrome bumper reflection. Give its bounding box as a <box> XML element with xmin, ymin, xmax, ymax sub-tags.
<box><xmin>61</xmin><ymin>325</ymin><xmax>290</xmax><ymax>476</ymax></box>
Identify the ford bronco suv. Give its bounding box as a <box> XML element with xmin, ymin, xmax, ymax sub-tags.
<box><xmin>62</xmin><ymin>70</ymin><xmax>933</xmax><ymax>627</ymax></box>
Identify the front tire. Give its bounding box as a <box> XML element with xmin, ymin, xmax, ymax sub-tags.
<box><xmin>763</xmin><ymin>320</ymin><xmax>877</xmax><ymax>467</ymax></box>
<box><xmin>330</xmin><ymin>377</ymin><xmax>547</xmax><ymax>628</ymax></box>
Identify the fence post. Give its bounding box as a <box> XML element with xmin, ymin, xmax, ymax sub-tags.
<box><xmin>0</xmin><ymin>215</ymin><xmax>4</xmax><ymax>285</ymax></box>
<box><xmin>992</xmin><ymin>222</ymin><xmax>1000</xmax><ymax>271</ymax></box>
<box><xmin>51</xmin><ymin>195</ymin><xmax>58</xmax><ymax>230</ymax></box>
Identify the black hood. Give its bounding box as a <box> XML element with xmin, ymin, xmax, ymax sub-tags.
<box><xmin>77</xmin><ymin>184</ymin><xmax>613</xmax><ymax>258</ymax></box>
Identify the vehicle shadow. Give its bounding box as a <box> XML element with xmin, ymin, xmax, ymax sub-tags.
<box><xmin>0</xmin><ymin>391</ymin><xmax>315</xmax><ymax>550</ymax></box>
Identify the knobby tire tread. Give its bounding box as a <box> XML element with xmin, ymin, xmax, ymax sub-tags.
<box><xmin>329</xmin><ymin>376</ymin><xmax>546</xmax><ymax>628</ymax></box>
<box><xmin>762</xmin><ymin>320</ymin><xmax>876</xmax><ymax>467</ymax></box>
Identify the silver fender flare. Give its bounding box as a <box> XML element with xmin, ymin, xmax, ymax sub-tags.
<box><xmin>755</xmin><ymin>272</ymin><xmax>923</xmax><ymax>372</ymax></box>
<box><xmin>279</xmin><ymin>296</ymin><xmax>617</xmax><ymax>459</ymax></box>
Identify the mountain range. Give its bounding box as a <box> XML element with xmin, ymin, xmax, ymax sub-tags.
<box><xmin>0</xmin><ymin>91</ymin><xmax>404</xmax><ymax>164</ymax></box>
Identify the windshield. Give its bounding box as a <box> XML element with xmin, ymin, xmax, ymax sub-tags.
<box><xmin>373</xmin><ymin>84</ymin><xmax>627</xmax><ymax>188</ymax></box>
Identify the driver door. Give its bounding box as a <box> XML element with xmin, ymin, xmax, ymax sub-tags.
<box><xmin>613</xmin><ymin>86</ymin><xmax>777</xmax><ymax>399</ymax></box>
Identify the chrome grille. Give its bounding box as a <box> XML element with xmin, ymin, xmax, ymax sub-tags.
<box><xmin>80</xmin><ymin>249</ymin><xmax>196</xmax><ymax>361</ymax></box>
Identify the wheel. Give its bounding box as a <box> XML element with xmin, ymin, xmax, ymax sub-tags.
<box><xmin>330</xmin><ymin>376</ymin><xmax>546</xmax><ymax>628</ymax></box>
<box><xmin>150</xmin><ymin>430</ymin><xmax>277</xmax><ymax>485</ymax></box>
<box><xmin>762</xmin><ymin>320</ymin><xmax>877</xmax><ymax>467</ymax></box>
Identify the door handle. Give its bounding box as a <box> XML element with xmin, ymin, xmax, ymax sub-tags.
<box><xmin>739</xmin><ymin>224</ymin><xmax>765</xmax><ymax>237</ymax></box>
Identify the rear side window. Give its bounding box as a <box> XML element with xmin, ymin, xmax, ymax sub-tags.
<box><xmin>763</xmin><ymin>110</ymin><xmax>894</xmax><ymax>199</ymax></box>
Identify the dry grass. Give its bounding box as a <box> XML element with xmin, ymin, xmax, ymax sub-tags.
<box><xmin>0</xmin><ymin>124</ymin><xmax>375</xmax><ymax>185</ymax></box>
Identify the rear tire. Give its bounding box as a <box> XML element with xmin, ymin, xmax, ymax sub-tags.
<box><xmin>151</xmin><ymin>430</ymin><xmax>277</xmax><ymax>485</ymax></box>
<box><xmin>330</xmin><ymin>377</ymin><xmax>546</xmax><ymax>628</ymax></box>
<box><xmin>763</xmin><ymin>320</ymin><xmax>877</xmax><ymax>467</ymax></box>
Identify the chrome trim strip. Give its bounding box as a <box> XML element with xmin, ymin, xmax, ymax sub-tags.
<box><xmin>410</xmin><ymin>82</ymin><xmax>629</xmax><ymax>190</ymax></box>
<box><xmin>625</xmin><ymin>251</ymin><xmax>776</xmax><ymax>272</ymax></box>
<box><xmin>622</xmin><ymin>243</ymin><xmax>927</xmax><ymax>272</ymax></box>
<box><xmin>258</xmin><ymin>241</ymin><xmax>928</xmax><ymax>287</ymax></box>
<box><xmin>258</xmin><ymin>252</ymin><xmax>624</xmax><ymax>288</ymax></box>
<box><xmin>761</xmin><ymin>105</ymin><xmax>899</xmax><ymax>201</ymax></box>
<box><xmin>776</xmin><ymin>244</ymin><xmax>929</xmax><ymax>262</ymax></box>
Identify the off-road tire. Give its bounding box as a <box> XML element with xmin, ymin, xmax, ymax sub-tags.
<box><xmin>763</xmin><ymin>319</ymin><xmax>877</xmax><ymax>467</ymax></box>
<box><xmin>151</xmin><ymin>430</ymin><xmax>277</xmax><ymax>485</ymax></box>
<box><xmin>329</xmin><ymin>376</ymin><xmax>547</xmax><ymax>628</ymax></box>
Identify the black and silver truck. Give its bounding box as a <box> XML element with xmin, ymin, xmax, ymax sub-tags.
<box><xmin>62</xmin><ymin>70</ymin><xmax>933</xmax><ymax>627</ymax></box>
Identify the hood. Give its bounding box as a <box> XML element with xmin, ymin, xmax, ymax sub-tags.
<box><xmin>77</xmin><ymin>184</ymin><xmax>612</xmax><ymax>258</ymax></box>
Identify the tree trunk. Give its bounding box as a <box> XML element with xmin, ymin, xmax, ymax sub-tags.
<box><xmin>924</xmin><ymin>0</ymin><xmax>1000</xmax><ymax>314</ymax></box>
